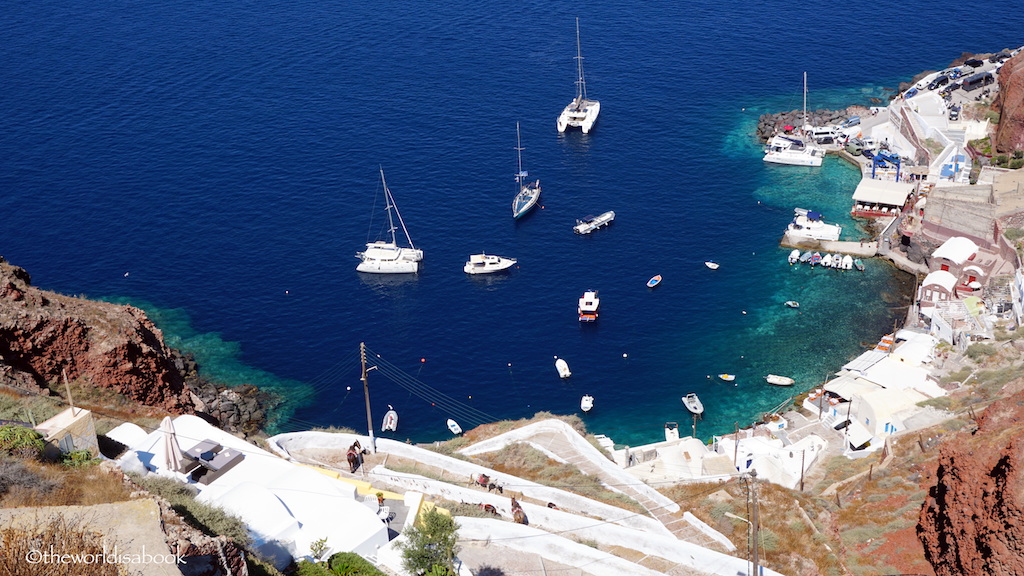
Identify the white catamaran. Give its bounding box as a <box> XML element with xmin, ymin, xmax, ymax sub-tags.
<box><xmin>557</xmin><ymin>18</ymin><xmax>600</xmax><ymax>134</ymax></box>
<box><xmin>356</xmin><ymin>168</ymin><xmax>423</xmax><ymax>274</ymax></box>
<box><xmin>512</xmin><ymin>122</ymin><xmax>541</xmax><ymax>219</ymax></box>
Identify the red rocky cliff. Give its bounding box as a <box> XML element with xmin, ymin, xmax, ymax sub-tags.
<box><xmin>0</xmin><ymin>256</ymin><xmax>191</xmax><ymax>411</ymax></box>
<box><xmin>918</xmin><ymin>389</ymin><xmax>1024</xmax><ymax>575</ymax></box>
<box><xmin>994</xmin><ymin>52</ymin><xmax>1024</xmax><ymax>153</ymax></box>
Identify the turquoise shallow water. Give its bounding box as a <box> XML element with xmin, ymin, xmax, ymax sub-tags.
<box><xmin>1</xmin><ymin>0</ymin><xmax>1018</xmax><ymax>445</ymax></box>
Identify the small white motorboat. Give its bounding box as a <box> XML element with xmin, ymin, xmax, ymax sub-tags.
<box><xmin>705</xmin><ymin>261</ymin><xmax>720</xmax><ymax>270</ymax></box>
<box><xmin>581</xmin><ymin>394</ymin><xmax>594</xmax><ymax>412</ymax></box>
<box><xmin>822</xmin><ymin>253</ymin><xmax>833</xmax><ymax>267</ymax></box>
<box><xmin>718</xmin><ymin>374</ymin><xmax>735</xmax><ymax>382</ymax></box>
<box><xmin>784</xmin><ymin>300</ymin><xmax>800</xmax><ymax>308</ymax></box>
<box><xmin>447</xmin><ymin>418</ymin><xmax>463</xmax><ymax>435</ymax></box>
<box><xmin>647</xmin><ymin>275</ymin><xmax>662</xmax><ymax>288</ymax></box>
<box><xmin>765</xmin><ymin>374</ymin><xmax>795</xmax><ymax>386</ymax></box>
<box><xmin>578</xmin><ymin>290</ymin><xmax>600</xmax><ymax>322</ymax></box>
<box><xmin>573</xmin><ymin>211</ymin><xmax>615</xmax><ymax>234</ymax></box>
<box><xmin>841</xmin><ymin>254</ymin><xmax>854</xmax><ymax>270</ymax></box>
<box><xmin>464</xmin><ymin>253</ymin><xmax>517</xmax><ymax>274</ymax></box>
<box><xmin>555</xmin><ymin>357</ymin><xmax>571</xmax><ymax>378</ymax></box>
<box><xmin>788</xmin><ymin>249</ymin><xmax>801</xmax><ymax>265</ymax></box>
<box><xmin>682</xmin><ymin>393</ymin><xmax>704</xmax><ymax>415</ymax></box>
<box><xmin>381</xmin><ymin>405</ymin><xmax>399</xmax><ymax>432</ymax></box>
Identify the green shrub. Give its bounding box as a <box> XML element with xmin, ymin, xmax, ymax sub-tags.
<box><xmin>327</xmin><ymin>551</ymin><xmax>385</xmax><ymax>575</ymax></box>
<box><xmin>965</xmin><ymin>343</ymin><xmax>997</xmax><ymax>361</ymax></box>
<box><xmin>131</xmin><ymin>474</ymin><xmax>250</xmax><ymax>545</ymax></box>
<box><xmin>1014</xmin><ymin>150</ymin><xmax>1024</xmax><ymax>159</ymax></box>
<box><xmin>295</xmin><ymin>560</ymin><xmax>334</xmax><ymax>576</ymax></box>
<box><xmin>1005</xmin><ymin>228</ymin><xmax>1024</xmax><ymax>242</ymax></box>
<box><xmin>61</xmin><ymin>449</ymin><xmax>97</xmax><ymax>468</ymax></box>
<box><xmin>1010</xmin><ymin>158</ymin><xmax>1024</xmax><ymax>170</ymax></box>
<box><xmin>994</xmin><ymin>155</ymin><xmax>1009</xmax><ymax>166</ymax></box>
<box><xmin>0</xmin><ymin>425</ymin><xmax>45</xmax><ymax>459</ymax></box>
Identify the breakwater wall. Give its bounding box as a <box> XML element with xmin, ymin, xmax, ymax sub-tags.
<box><xmin>756</xmin><ymin>105</ymin><xmax>871</xmax><ymax>142</ymax></box>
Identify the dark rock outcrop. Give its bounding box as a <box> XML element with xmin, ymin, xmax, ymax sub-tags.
<box><xmin>756</xmin><ymin>106</ymin><xmax>870</xmax><ymax>143</ymax></box>
<box><xmin>993</xmin><ymin>53</ymin><xmax>1024</xmax><ymax>153</ymax></box>
<box><xmin>918</xmin><ymin>389</ymin><xmax>1024</xmax><ymax>575</ymax></box>
<box><xmin>0</xmin><ymin>256</ymin><xmax>270</xmax><ymax>433</ymax></box>
<box><xmin>0</xmin><ymin>256</ymin><xmax>191</xmax><ymax>411</ymax></box>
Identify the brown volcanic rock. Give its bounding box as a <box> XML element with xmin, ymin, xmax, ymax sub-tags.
<box><xmin>0</xmin><ymin>256</ymin><xmax>191</xmax><ymax>411</ymax></box>
<box><xmin>918</xmin><ymin>390</ymin><xmax>1024</xmax><ymax>576</ymax></box>
<box><xmin>993</xmin><ymin>53</ymin><xmax>1024</xmax><ymax>153</ymax></box>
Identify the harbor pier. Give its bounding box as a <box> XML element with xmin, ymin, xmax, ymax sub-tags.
<box><xmin>780</xmin><ymin>235</ymin><xmax>879</xmax><ymax>257</ymax></box>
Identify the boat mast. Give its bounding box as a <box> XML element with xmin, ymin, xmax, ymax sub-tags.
<box><xmin>378</xmin><ymin>167</ymin><xmax>417</xmax><ymax>250</ymax></box>
<box><xmin>802</xmin><ymin>71</ymin><xmax>808</xmax><ymax>130</ymax></box>
<box><xmin>360</xmin><ymin>342</ymin><xmax>376</xmax><ymax>453</ymax></box>
<box><xmin>515</xmin><ymin>122</ymin><xmax>528</xmax><ymax>189</ymax></box>
<box><xmin>574</xmin><ymin>17</ymin><xmax>586</xmax><ymax>102</ymax></box>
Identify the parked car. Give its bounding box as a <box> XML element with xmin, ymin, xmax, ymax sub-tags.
<box><xmin>948</xmin><ymin>68</ymin><xmax>964</xmax><ymax>79</ymax></box>
<box><xmin>904</xmin><ymin>87</ymin><xmax>919</xmax><ymax>99</ymax></box>
<box><xmin>964</xmin><ymin>58</ymin><xmax>985</xmax><ymax>69</ymax></box>
<box><xmin>841</xmin><ymin>115</ymin><xmax>861</xmax><ymax>128</ymax></box>
<box><xmin>989</xmin><ymin>52</ymin><xmax>1011</xmax><ymax>63</ymax></box>
<box><xmin>928</xmin><ymin>75</ymin><xmax>950</xmax><ymax>90</ymax></box>
<box><xmin>861</xmin><ymin>149</ymin><xmax>875</xmax><ymax>160</ymax></box>
<box><xmin>949</xmin><ymin>108</ymin><xmax>960</xmax><ymax>121</ymax></box>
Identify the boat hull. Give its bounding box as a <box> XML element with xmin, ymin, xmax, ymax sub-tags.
<box><xmin>647</xmin><ymin>275</ymin><xmax>662</xmax><ymax>288</ymax></box>
<box><xmin>512</xmin><ymin>182</ymin><xmax>541</xmax><ymax>219</ymax></box>
<box><xmin>765</xmin><ymin>374</ymin><xmax>795</xmax><ymax>386</ymax></box>
<box><xmin>581</xmin><ymin>395</ymin><xmax>594</xmax><ymax>412</ymax></box>
<box><xmin>558</xmin><ymin>99</ymin><xmax>601</xmax><ymax>133</ymax></box>
<box><xmin>381</xmin><ymin>410</ymin><xmax>399</xmax><ymax>432</ymax></box>
<box><xmin>682</xmin><ymin>394</ymin><xmax>704</xmax><ymax>415</ymax></box>
<box><xmin>464</xmin><ymin>254</ymin><xmax>516</xmax><ymax>274</ymax></box>
<box><xmin>555</xmin><ymin>358</ymin><xmax>571</xmax><ymax>378</ymax></box>
<box><xmin>447</xmin><ymin>419</ymin><xmax>462</xmax><ymax>435</ymax></box>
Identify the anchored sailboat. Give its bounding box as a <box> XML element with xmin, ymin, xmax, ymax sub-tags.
<box><xmin>512</xmin><ymin>122</ymin><xmax>541</xmax><ymax>219</ymax></box>
<box><xmin>556</xmin><ymin>18</ymin><xmax>600</xmax><ymax>134</ymax></box>
<box><xmin>356</xmin><ymin>168</ymin><xmax>423</xmax><ymax>274</ymax></box>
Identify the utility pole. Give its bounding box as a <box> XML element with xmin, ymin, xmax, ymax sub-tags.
<box><xmin>360</xmin><ymin>342</ymin><xmax>376</xmax><ymax>453</ymax></box>
<box><xmin>750</xmin><ymin>471</ymin><xmax>761</xmax><ymax>576</ymax></box>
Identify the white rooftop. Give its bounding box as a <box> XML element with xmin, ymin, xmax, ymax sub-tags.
<box><xmin>932</xmin><ymin>236</ymin><xmax>979</xmax><ymax>264</ymax></box>
<box><xmin>922</xmin><ymin>269</ymin><xmax>958</xmax><ymax>292</ymax></box>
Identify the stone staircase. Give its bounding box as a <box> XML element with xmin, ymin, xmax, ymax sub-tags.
<box><xmin>527</xmin><ymin>430</ymin><xmax>726</xmax><ymax>549</ymax></box>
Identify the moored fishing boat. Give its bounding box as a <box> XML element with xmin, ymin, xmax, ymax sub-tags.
<box><xmin>447</xmin><ymin>419</ymin><xmax>463</xmax><ymax>435</ymax></box>
<box><xmin>718</xmin><ymin>374</ymin><xmax>735</xmax><ymax>382</ymax></box>
<box><xmin>788</xmin><ymin>249</ymin><xmax>801</xmax><ymax>264</ymax></box>
<box><xmin>574</xmin><ymin>211</ymin><xmax>615</xmax><ymax>234</ymax></box>
<box><xmin>381</xmin><ymin>405</ymin><xmax>399</xmax><ymax>432</ymax></box>
<box><xmin>784</xmin><ymin>300</ymin><xmax>800</xmax><ymax>308</ymax></box>
<box><xmin>647</xmin><ymin>275</ymin><xmax>662</xmax><ymax>288</ymax></box>
<box><xmin>555</xmin><ymin>357</ymin><xmax>571</xmax><ymax>378</ymax></box>
<box><xmin>581</xmin><ymin>394</ymin><xmax>594</xmax><ymax>412</ymax></box>
<box><xmin>705</xmin><ymin>261</ymin><xmax>720</xmax><ymax>270</ymax></box>
<box><xmin>578</xmin><ymin>290</ymin><xmax>600</xmax><ymax>322</ymax></box>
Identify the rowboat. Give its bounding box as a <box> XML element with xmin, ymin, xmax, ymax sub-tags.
<box><xmin>718</xmin><ymin>374</ymin><xmax>735</xmax><ymax>382</ymax></box>
<box><xmin>784</xmin><ymin>301</ymin><xmax>800</xmax><ymax>308</ymax></box>
<box><xmin>447</xmin><ymin>418</ymin><xmax>463</xmax><ymax>435</ymax></box>
<box><xmin>705</xmin><ymin>261</ymin><xmax>720</xmax><ymax>270</ymax></box>
<box><xmin>765</xmin><ymin>374</ymin><xmax>795</xmax><ymax>386</ymax></box>
<box><xmin>647</xmin><ymin>275</ymin><xmax>662</xmax><ymax>288</ymax></box>
<box><xmin>381</xmin><ymin>405</ymin><xmax>399</xmax><ymax>432</ymax></box>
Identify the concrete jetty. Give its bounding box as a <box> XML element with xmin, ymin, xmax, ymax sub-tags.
<box><xmin>780</xmin><ymin>234</ymin><xmax>879</xmax><ymax>257</ymax></box>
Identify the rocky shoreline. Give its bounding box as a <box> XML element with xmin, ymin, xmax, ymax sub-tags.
<box><xmin>0</xmin><ymin>256</ymin><xmax>273</xmax><ymax>436</ymax></box>
<box><xmin>755</xmin><ymin>104</ymin><xmax>873</xmax><ymax>143</ymax></box>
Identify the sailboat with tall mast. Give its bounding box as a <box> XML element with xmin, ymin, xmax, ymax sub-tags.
<box><xmin>356</xmin><ymin>168</ymin><xmax>423</xmax><ymax>273</ymax></box>
<box><xmin>763</xmin><ymin>72</ymin><xmax>825</xmax><ymax>167</ymax></box>
<box><xmin>512</xmin><ymin>122</ymin><xmax>541</xmax><ymax>219</ymax></box>
<box><xmin>557</xmin><ymin>18</ymin><xmax>600</xmax><ymax>134</ymax></box>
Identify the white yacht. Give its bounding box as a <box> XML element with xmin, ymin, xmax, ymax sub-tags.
<box><xmin>464</xmin><ymin>253</ymin><xmax>517</xmax><ymax>274</ymax></box>
<box><xmin>785</xmin><ymin>208</ymin><xmax>842</xmax><ymax>241</ymax></box>
<box><xmin>763</xmin><ymin>135</ymin><xmax>825</xmax><ymax>166</ymax></box>
<box><xmin>763</xmin><ymin>73</ymin><xmax>824</xmax><ymax>167</ymax></box>
<box><xmin>573</xmin><ymin>210</ymin><xmax>615</xmax><ymax>234</ymax></box>
<box><xmin>512</xmin><ymin>122</ymin><xmax>541</xmax><ymax>219</ymax></box>
<box><xmin>356</xmin><ymin>168</ymin><xmax>423</xmax><ymax>274</ymax></box>
<box><xmin>557</xmin><ymin>18</ymin><xmax>600</xmax><ymax>134</ymax></box>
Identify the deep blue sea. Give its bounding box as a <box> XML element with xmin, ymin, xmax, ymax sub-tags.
<box><xmin>2</xmin><ymin>1</ymin><xmax>1022</xmax><ymax>446</ymax></box>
